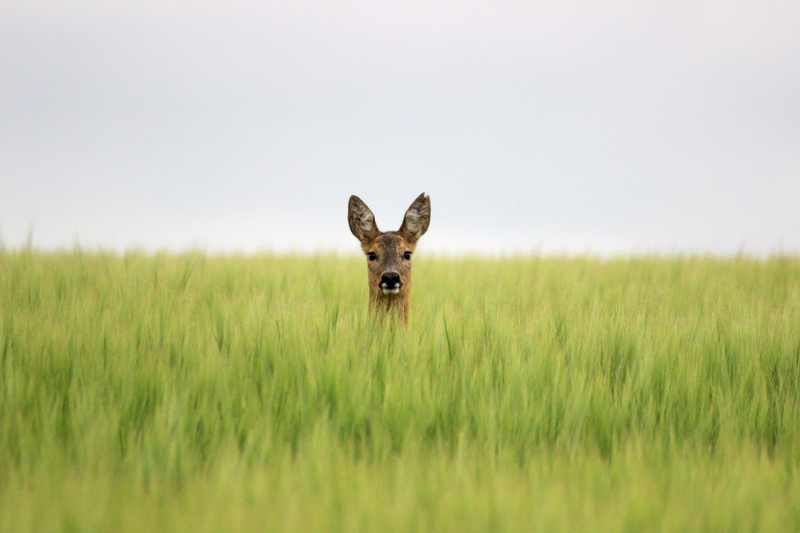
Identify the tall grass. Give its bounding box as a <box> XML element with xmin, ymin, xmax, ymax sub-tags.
<box><xmin>1</xmin><ymin>250</ymin><xmax>799</xmax><ymax>532</ymax></box>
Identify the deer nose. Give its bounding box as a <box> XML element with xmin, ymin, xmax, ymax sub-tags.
<box><xmin>380</xmin><ymin>272</ymin><xmax>402</xmax><ymax>290</ymax></box>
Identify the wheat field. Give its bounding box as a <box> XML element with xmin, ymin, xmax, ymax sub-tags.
<box><xmin>1</xmin><ymin>250</ymin><xmax>799</xmax><ymax>532</ymax></box>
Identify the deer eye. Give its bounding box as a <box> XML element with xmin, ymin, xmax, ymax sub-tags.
<box><xmin>367</xmin><ymin>252</ymin><xmax>378</xmax><ymax>261</ymax></box>
<box><xmin>403</xmin><ymin>251</ymin><xmax>412</xmax><ymax>260</ymax></box>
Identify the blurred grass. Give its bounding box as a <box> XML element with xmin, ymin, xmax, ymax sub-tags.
<box><xmin>1</xmin><ymin>250</ymin><xmax>799</xmax><ymax>532</ymax></box>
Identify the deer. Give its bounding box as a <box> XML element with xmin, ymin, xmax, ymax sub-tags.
<box><xmin>348</xmin><ymin>193</ymin><xmax>431</xmax><ymax>324</ymax></box>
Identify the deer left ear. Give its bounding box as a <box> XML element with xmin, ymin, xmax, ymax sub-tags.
<box><xmin>349</xmin><ymin>195</ymin><xmax>380</xmax><ymax>243</ymax></box>
<box><xmin>399</xmin><ymin>193</ymin><xmax>430</xmax><ymax>243</ymax></box>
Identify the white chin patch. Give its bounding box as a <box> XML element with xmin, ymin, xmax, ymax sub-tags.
<box><xmin>382</xmin><ymin>287</ymin><xmax>400</xmax><ymax>295</ymax></box>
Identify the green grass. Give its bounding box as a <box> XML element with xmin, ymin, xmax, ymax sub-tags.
<box><xmin>1</xmin><ymin>249</ymin><xmax>799</xmax><ymax>532</ymax></box>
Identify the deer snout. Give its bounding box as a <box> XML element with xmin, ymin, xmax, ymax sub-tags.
<box><xmin>380</xmin><ymin>272</ymin><xmax>402</xmax><ymax>295</ymax></box>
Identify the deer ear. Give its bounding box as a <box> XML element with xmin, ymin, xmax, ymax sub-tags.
<box><xmin>399</xmin><ymin>193</ymin><xmax>430</xmax><ymax>243</ymax></box>
<box><xmin>348</xmin><ymin>195</ymin><xmax>379</xmax><ymax>242</ymax></box>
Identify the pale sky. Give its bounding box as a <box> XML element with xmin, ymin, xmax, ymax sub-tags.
<box><xmin>2</xmin><ymin>1</ymin><xmax>799</xmax><ymax>255</ymax></box>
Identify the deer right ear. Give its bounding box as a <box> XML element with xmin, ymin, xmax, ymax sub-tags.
<box><xmin>348</xmin><ymin>195</ymin><xmax>379</xmax><ymax>242</ymax></box>
<box><xmin>399</xmin><ymin>193</ymin><xmax>430</xmax><ymax>243</ymax></box>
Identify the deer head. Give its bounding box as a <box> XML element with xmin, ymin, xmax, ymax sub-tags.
<box><xmin>348</xmin><ymin>193</ymin><xmax>431</xmax><ymax>323</ymax></box>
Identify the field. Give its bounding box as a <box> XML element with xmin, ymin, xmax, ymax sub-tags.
<box><xmin>1</xmin><ymin>249</ymin><xmax>799</xmax><ymax>532</ymax></box>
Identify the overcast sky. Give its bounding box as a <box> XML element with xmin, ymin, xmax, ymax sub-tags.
<box><xmin>2</xmin><ymin>1</ymin><xmax>799</xmax><ymax>255</ymax></box>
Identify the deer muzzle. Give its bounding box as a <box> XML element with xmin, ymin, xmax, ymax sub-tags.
<box><xmin>380</xmin><ymin>272</ymin><xmax>402</xmax><ymax>295</ymax></box>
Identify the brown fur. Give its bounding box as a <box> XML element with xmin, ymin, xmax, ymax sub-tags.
<box><xmin>348</xmin><ymin>193</ymin><xmax>431</xmax><ymax>324</ymax></box>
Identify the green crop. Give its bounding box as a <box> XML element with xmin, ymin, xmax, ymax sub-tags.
<box><xmin>1</xmin><ymin>250</ymin><xmax>799</xmax><ymax>532</ymax></box>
